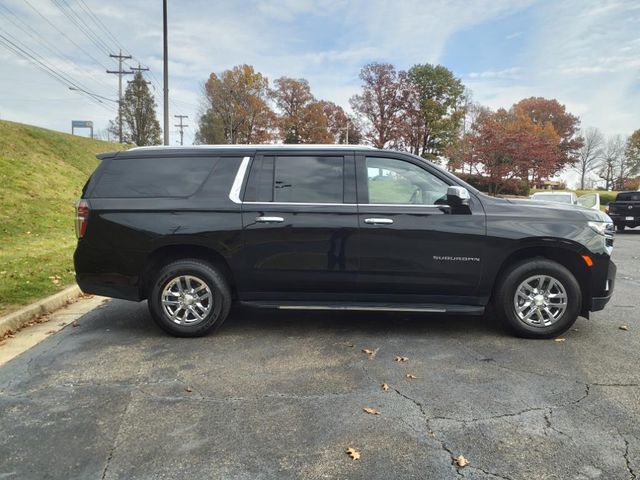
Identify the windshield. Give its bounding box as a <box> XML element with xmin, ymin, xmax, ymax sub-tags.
<box><xmin>531</xmin><ymin>194</ymin><xmax>573</xmax><ymax>204</ymax></box>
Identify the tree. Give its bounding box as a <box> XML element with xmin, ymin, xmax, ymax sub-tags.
<box><xmin>298</xmin><ymin>101</ymin><xmax>333</xmax><ymax>143</ymax></box>
<box><xmin>195</xmin><ymin>110</ymin><xmax>225</xmax><ymax>144</ymax></box>
<box><xmin>624</xmin><ymin>129</ymin><xmax>640</xmax><ymax>181</ymax></box>
<box><xmin>445</xmin><ymin>98</ymin><xmax>489</xmax><ymax>174</ymax></box>
<box><xmin>403</xmin><ymin>63</ymin><xmax>466</xmax><ymax>160</ymax></box>
<box><xmin>109</xmin><ymin>72</ymin><xmax>161</xmax><ymax>146</ymax></box>
<box><xmin>318</xmin><ymin>100</ymin><xmax>362</xmax><ymax>144</ymax></box>
<box><xmin>464</xmin><ymin>107</ymin><xmax>560</xmax><ymax>194</ymax></box>
<box><xmin>200</xmin><ymin>64</ymin><xmax>275</xmax><ymax>144</ymax></box>
<box><xmin>598</xmin><ymin>135</ymin><xmax>625</xmax><ymax>190</ymax></box>
<box><xmin>271</xmin><ymin>77</ymin><xmax>316</xmax><ymax>143</ymax></box>
<box><xmin>350</xmin><ymin>63</ymin><xmax>405</xmax><ymax>148</ymax></box>
<box><xmin>513</xmin><ymin>97</ymin><xmax>583</xmax><ymax>169</ymax></box>
<box><xmin>575</xmin><ymin>127</ymin><xmax>604</xmax><ymax>189</ymax></box>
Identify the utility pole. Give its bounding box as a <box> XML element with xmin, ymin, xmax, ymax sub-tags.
<box><xmin>174</xmin><ymin>115</ymin><xmax>188</xmax><ymax>146</ymax></box>
<box><xmin>129</xmin><ymin>63</ymin><xmax>150</xmax><ymax>83</ymax></box>
<box><xmin>163</xmin><ymin>0</ymin><xmax>169</xmax><ymax>146</ymax></box>
<box><xmin>107</xmin><ymin>49</ymin><xmax>133</xmax><ymax>143</ymax></box>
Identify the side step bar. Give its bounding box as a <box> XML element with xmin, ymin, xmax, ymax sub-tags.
<box><xmin>239</xmin><ymin>301</ymin><xmax>485</xmax><ymax>315</ymax></box>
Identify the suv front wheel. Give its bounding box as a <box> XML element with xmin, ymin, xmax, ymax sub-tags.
<box><xmin>494</xmin><ymin>259</ymin><xmax>581</xmax><ymax>339</ymax></box>
<box><xmin>148</xmin><ymin>259</ymin><xmax>232</xmax><ymax>337</ymax></box>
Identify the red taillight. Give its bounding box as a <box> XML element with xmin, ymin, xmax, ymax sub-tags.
<box><xmin>75</xmin><ymin>199</ymin><xmax>89</xmax><ymax>239</ymax></box>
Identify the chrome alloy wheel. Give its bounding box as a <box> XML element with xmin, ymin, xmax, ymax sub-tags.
<box><xmin>161</xmin><ymin>275</ymin><xmax>212</xmax><ymax>325</ymax></box>
<box><xmin>513</xmin><ymin>275</ymin><xmax>568</xmax><ymax>328</ymax></box>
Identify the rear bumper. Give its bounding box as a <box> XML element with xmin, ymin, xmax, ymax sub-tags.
<box><xmin>74</xmin><ymin>242</ymin><xmax>144</xmax><ymax>301</ymax></box>
<box><xmin>609</xmin><ymin>214</ymin><xmax>640</xmax><ymax>227</ymax></box>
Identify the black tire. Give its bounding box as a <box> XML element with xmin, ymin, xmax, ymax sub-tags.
<box><xmin>493</xmin><ymin>258</ymin><xmax>581</xmax><ymax>339</ymax></box>
<box><xmin>148</xmin><ymin>259</ymin><xmax>231</xmax><ymax>337</ymax></box>
<box><xmin>616</xmin><ymin>225</ymin><xmax>625</xmax><ymax>232</ymax></box>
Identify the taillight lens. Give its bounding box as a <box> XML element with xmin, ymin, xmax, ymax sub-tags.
<box><xmin>75</xmin><ymin>199</ymin><xmax>90</xmax><ymax>239</ymax></box>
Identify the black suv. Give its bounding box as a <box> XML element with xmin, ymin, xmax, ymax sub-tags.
<box><xmin>74</xmin><ymin>145</ymin><xmax>616</xmax><ymax>338</ymax></box>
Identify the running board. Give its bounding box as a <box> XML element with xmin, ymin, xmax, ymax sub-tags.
<box><xmin>239</xmin><ymin>301</ymin><xmax>485</xmax><ymax>315</ymax></box>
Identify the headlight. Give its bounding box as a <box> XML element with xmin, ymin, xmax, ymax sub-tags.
<box><xmin>588</xmin><ymin>221</ymin><xmax>614</xmax><ymax>237</ymax></box>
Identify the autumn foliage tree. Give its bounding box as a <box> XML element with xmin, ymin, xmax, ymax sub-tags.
<box><xmin>319</xmin><ymin>100</ymin><xmax>362</xmax><ymax>144</ymax></box>
<box><xmin>271</xmin><ymin>77</ymin><xmax>339</xmax><ymax>143</ymax></box>
<box><xmin>464</xmin><ymin>107</ymin><xmax>561</xmax><ymax>194</ymax></box>
<box><xmin>198</xmin><ymin>64</ymin><xmax>275</xmax><ymax>144</ymax></box>
<box><xmin>350</xmin><ymin>63</ymin><xmax>406</xmax><ymax>148</ymax></box>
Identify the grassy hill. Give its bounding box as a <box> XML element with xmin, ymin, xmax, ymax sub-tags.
<box><xmin>0</xmin><ymin>120</ymin><xmax>125</xmax><ymax>315</ymax></box>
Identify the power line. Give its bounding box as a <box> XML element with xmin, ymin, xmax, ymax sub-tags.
<box><xmin>0</xmin><ymin>32</ymin><xmax>115</xmax><ymax>112</ymax></box>
<box><xmin>75</xmin><ymin>0</ymin><xmax>128</xmax><ymax>54</ymax></box>
<box><xmin>50</xmin><ymin>0</ymin><xmax>113</xmax><ymax>55</ymax></box>
<box><xmin>22</xmin><ymin>0</ymin><xmax>112</xmax><ymax>71</ymax></box>
<box><xmin>0</xmin><ymin>3</ymin><xmax>112</xmax><ymax>92</ymax></box>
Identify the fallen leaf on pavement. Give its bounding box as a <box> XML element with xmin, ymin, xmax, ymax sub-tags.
<box><xmin>619</xmin><ymin>325</ymin><xmax>629</xmax><ymax>331</ymax></box>
<box><xmin>382</xmin><ymin>383</ymin><xmax>390</xmax><ymax>391</ymax></box>
<box><xmin>394</xmin><ymin>356</ymin><xmax>409</xmax><ymax>363</ymax></box>
<box><xmin>554</xmin><ymin>338</ymin><xmax>566</xmax><ymax>342</ymax></box>
<box><xmin>345</xmin><ymin>447</ymin><xmax>360</xmax><ymax>460</ymax></box>
<box><xmin>185</xmin><ymin>386</ymin><xmax>193</xmax><ymax>393</ymax></box>
<box><xmin>45</xmin><ymin>330</ymin><xmax>56</xmax><ymax>335</ymax></box>
<box><xmin>72</xmin><ymin>321</ymin><xmax>79</xmax><ymax>328</ymax></box>
<box><xmin>454</xmin><ymin>455</ymin><xmax>469</xmax><ymax>467</ymax></box>
<box><xmin>362</xmin><ymin>348</ymin><xmax>378</xmax><ymax>358</ymax></box>
<box><xmin>363</xmin><ymin>407</ymin><xmax>380</xmax><ymax>415</ymax></box>
<box><xmin>406</xmin><ymin>373</ymin><xmax>417</xmax><ymax>379</ymax></box>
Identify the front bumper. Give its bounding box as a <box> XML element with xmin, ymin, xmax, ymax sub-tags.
<box><xmin>589</xmin><ymin>260</ymin><xmax>616</xmax><ymax>312</ymax></box>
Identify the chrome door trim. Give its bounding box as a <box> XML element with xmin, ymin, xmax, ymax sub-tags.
<box><xmin>228</xmin><ymin>157</ymin><xmax>449</xmax><ymax>209</ymax></box>
<box><xmin>364</xmin><ymin>218</ymin><xmax>394</xmax><ymax>225</ymax></box>
<box><xmin>255</xmin><ymin>216</ymin><xmax>284</xmax><ymax>223</ymax></box>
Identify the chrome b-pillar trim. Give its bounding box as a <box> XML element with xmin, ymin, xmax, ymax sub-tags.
<box><xmin>229</xmin><ymin>156</ymin><xmax>251</xmax><ymax>204</ymax></box>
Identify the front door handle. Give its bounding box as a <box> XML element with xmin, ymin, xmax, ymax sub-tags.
<box><xmin>364</xmin><ymin>218</ymin><xmax>394</xmax><ymax>225</ymax></box>
<box><xmin>255</xmin><ymin>216</ymin><xmax>284</xmax><ymax>223</ymax></box>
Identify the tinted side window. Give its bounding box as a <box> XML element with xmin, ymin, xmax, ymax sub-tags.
<box><xmin>273</xmin><ymin>156</ymin><xmax>344</xmax><ymax>203</ymax></box>
<box><xmin>244</xmin><ymin>156</ymin><xmax>274</xmax><ymax>202</ymax></box>
<box><xmin>365</xmin><ymin>157</ymin><xmax>448</xmax><ymax>205</ymax></box>
<box><xmin>92</xmin><ymin>156</ymin><xmax>215</xmax><ymax>198</ymax></box>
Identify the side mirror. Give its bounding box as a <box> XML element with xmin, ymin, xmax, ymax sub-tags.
<box><xmin>447</xmin><ymin>186</ymin><xmax>470</xmax><ymax>207</ymax></box>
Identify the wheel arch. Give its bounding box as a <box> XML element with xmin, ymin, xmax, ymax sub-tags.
<box><xmin>139</xmin><ymin>244</ymin><xmax>236</xmax><ymax>300</ymax></box>
<box><xmin>491</xmin><ymin>243</ymin><xmax>592</xmax><ymax>315</ymax></box>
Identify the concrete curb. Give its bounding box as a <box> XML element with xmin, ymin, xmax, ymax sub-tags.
<box><xmin>0</xmin><ymin>285</ymin><xmax>82</xmax><ymax>337</ymax></box>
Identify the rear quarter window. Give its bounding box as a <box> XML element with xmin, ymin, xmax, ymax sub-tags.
<box><xmin>616</xmin><ymin>192</ymin><xmax>640</xmax><ymax>202</ymax></box>
<box><xmin>91</xmin><ymin>156</ymin><xmax>216</xmax><ymax>198</ymax></box>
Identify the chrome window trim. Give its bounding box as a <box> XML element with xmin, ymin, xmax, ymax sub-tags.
<box><xmin>229</xmin><ymin>157</ymin><xmax>447</xmax><ymax>208</ymax></box>
<box><xmin>229</xmin><ymin>156</ymin><xmax>251</xmax><ymax>204</ymax></box>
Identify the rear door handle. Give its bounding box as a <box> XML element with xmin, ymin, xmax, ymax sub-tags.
<box><xmin>255</xmin><ymin>216</ymin><xmax>284</xmax><ymax>223</ymax></box>
<box><xmin>364</xmin><ymin>218</ymin><xmax>394</xmax><ymax>225</ymax></box>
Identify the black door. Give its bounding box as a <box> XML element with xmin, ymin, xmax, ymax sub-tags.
<box><xmin>237</xmin><ymin>153</ymin><xmax>359</xmax><ymax>300</ymax></box>
<box><xmin>355</xmin><ymin>154</ymin><xmax>486</xmax><ymax>303</ymax></box>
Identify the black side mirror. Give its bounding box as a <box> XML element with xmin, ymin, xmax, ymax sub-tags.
<box><xmin>446</xmin><ymin>186</ymin><xmax>470</xmax><ymax>207</ymax></box>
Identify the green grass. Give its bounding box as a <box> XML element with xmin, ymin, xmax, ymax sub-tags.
<box><xmin>0</xmin><ymin>120</ymin><xmax>124</xmax><ymax>315</ymax></box>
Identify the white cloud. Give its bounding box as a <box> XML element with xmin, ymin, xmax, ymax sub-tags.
<box><xmin>0</xmin><ymin>0</ymin><xmax>638</xmax><ymax>150</ymax></box>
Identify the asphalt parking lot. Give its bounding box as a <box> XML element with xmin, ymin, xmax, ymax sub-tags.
<box><xmin>1</xmin><ymin>231</ymin><xmax>639</xmax><ymax>480</ymax></box>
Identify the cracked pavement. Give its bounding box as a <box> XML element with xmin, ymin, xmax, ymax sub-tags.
<box><xmin>1</xmin><ymin>231</ymin><xmax>639</xmax><ymax>479</ymax></box>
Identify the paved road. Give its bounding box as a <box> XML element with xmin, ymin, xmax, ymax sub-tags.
<box><xmin>1</xmin><ymin>231</ymin><xmax>639</xmax><ymax>480</ymax></box>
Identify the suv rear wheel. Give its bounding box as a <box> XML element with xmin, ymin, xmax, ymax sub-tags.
<box><xmin>148</xmin><ymin>259</ymin><xmax>231</xmax><ymax>337</ymax></box>
<box><xmin>494</xmin><ymin>259</ymin><xmax>581</xmax><ymax>339</ymax></box>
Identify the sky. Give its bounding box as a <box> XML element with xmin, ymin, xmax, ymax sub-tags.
<box><xmin>1</xmin><ymin>0</ymin><xmax>639</xmax><ymax>185</ymax></box>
